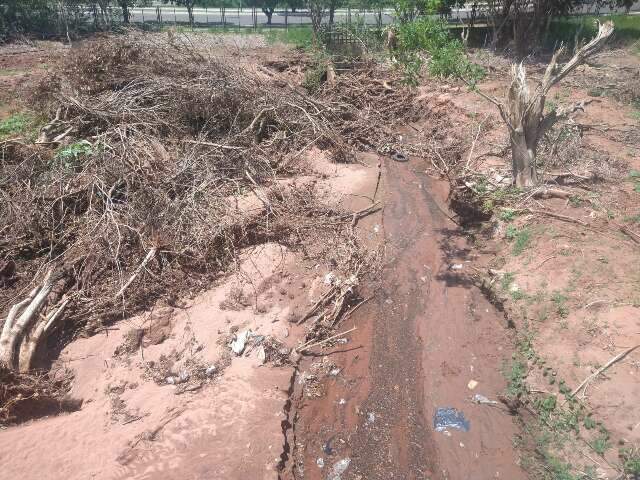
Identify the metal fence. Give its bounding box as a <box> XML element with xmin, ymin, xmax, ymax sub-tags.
<box><xmin>126</xmin><ymin>7</ymin><xmax>394</xmax><ymax>30</ymax></box>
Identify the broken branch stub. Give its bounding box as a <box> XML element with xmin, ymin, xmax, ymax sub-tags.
<box><xmin>478</xmin><ymin>21</ymin><xmax>614</xmax><ymax>187</ymax></box>
<box><xmin>0</xmin><ymin>268</ymin><xmax>65</xmax><ymax>372</ymax></box>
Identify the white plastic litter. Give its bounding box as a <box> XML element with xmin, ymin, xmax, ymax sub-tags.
<box><xmin>231</xmin><ymin>330</ymin><xmax>251</xmax><ymax>355</ymax></box>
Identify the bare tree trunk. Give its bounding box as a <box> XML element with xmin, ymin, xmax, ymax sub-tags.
<box><xmin>18</xmin><ymin>298</ymin><xmax>69</xmax><ymax>372</ymax></box>
<box><xmin>468</xmin><ymin>21</ymin><xmax>614</xmax><ymax>187</ymax></box>
<box><xmin>510</xmin><ymin>132</ymin><xmax>538</xmax><ymax>186</ymax></box>
<box><xmin>0</xmin><ymin>269</ymin><xmax>57</xmax><ymax>371</ymax></box>
<box><xmin>120</xmin><ymin>1</ymin><xmax>130</xmax><ymax>24</ymax></box>
<box><xmin>262</xmin><ymin>8</ymin><xmax>274</xmax><ymax>24</ymax></box>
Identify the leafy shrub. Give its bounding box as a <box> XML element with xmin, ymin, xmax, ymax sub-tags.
<box><xmin>395</xmin><ymin>18</ymin><xmax>484</xmax><ymax>83</ymax></box>
<box><xmin>302</xmin><ymin>62</ymin><xmax>326</xmax><ymax>93</ymax></box>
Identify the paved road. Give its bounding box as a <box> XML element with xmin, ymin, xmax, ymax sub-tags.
<box><xmin>128</xmin><ymin>4</ymin><xmax>640</xmax><ymax>28</ymax></box>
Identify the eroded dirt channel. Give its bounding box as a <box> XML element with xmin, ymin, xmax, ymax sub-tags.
<box><xmin>288</xmin><ymin>156</ymin><xmax>526</xmax><ymax>479</ymax></box>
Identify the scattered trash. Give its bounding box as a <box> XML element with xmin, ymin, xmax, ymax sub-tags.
<box><xmin>322</xmin><ymin>438</ymin><xmax>334</xmax><ymax>455</ymax></box>
<box><xmin>230</xmin><ymin>329</ymin><xmax>251</xmax><ymax>355</ymax></box>
<box><xmin>391</xmin><ymin>151</ymin><xmax>408</xmax><ymax>162</ymax></box>
<box><xmin>324</xmin><ymin>272</ymin><xmax>336</xmax><ymax>285</ymax></box>
<box><xmin>450</xmin><ymin>264</ymin><xmax>463</xmax><ymax>270</ymax></box>
<box><xmin>317</xmin><ymin>458</ymin><xmax>325</xmax><ymax>468</ymax></box>
<box><xmin>327</xmin><ymin>458</ymin><xmax>351</xmax><ymax>480</ymax></box>
<box><xmin>434</xmin><ymin>407</ymin><xmax>470</xmax><ymax>432</ymax></box>
<box><xmin>205</xmin><ymin>365</ymin><xmax>217</xmax><ymax>376</ymax></box>
<box><xmin>467</xmin><ymin>380</ymin><xmax>478</xmax><ymax>390</ymax></box>
<box><xmin>257</xmin><ymin>345</ymin><xmax>267</xmax><ymax>364</ymax></box>
<box><xmin>166</xmin><ymin>370</ymin><xmax>190</xmax><ymax>385</ymax></box>
<box><xmin>367</xmin><ymin>412</ymin><xmax>376</xmax><ymax>424</ymax></box>
<box><xmin>328</xmin><ymin>368</ymin><xmax>341</xmax><ymax>376</ymax></box>
<box><xmin>338</xmin><ymin>398</ymin><xmax>346</xmax><ymax>405</ymax></box>
<box><xmin>373</xmin><ymin>224</ymin><xmax>380</xmax><ymax>233</ymax></box>
<box><xmin>472</xmin><ymin>394</ymin><xmax>499</xmax><ymax>405</ymax></box>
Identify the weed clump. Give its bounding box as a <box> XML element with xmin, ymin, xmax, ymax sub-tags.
<box><xmin>395</xmin><ymin>18</ymin><xmax>484</xmax><ymax>85</ymax></box>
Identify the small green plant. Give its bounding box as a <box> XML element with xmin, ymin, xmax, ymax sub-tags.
<box><xmin>628</xmin><ymin>170</ymin><xmax>640</xmax><ymax>193</ymax></box>
<box><xmin>54</xmin><ymin>140</ymin><xmax>94</xmax><ymax>168</ymax></box>
<box><xmin>511</xmin><ymin>289</ymin><xmax>526</xmax><ymax>301</ymax></box>
<box><xmin>590</xmin><ymin>431</ymin><xmax>610</xmax><ymax>456</ymax></box>
<box><xmin>499</xmin><ymin>208</ymin><xmax>517</xmax><ymax>222</ymax></box>
<box><xmin>620</xmin><ymin>446</ymin><xmax>640</xmax><ymax>476</ymax></box>
<box><xmin>551</xmin><ymin>292</ymin><xmax>570</xmax><ymax>318</ymax></box>
<box><xmin>583</xmin><ymin>416</ymin><xmax>596</xmax><ymax>430</ymax></box>
<box><xmin>536</xmin><ymin>305</ymin><xmax>550</xmax><ymax>322</ymax></box>
<box><xmin>505</xmin><ymin>226</ymin><xmax>532</xmax><ymax>255</ymax></box>
<box><xmin>500</xmin><ymin>272</ymin><xmax>515</xmax><ymax>291</ymax></box>
<box><xmin>396</xmin><ymin>52</ymin><xmax>423</xmax><ymax>86</ymax></box>
<box><xmin>504</xmin><ymin>357</ymin><xmax>527</xmax><ymax>397</ymax></box>
<box><xmin>568</xmin><ymin>195</ymin><xmax>583</xmax><ymax>207</ymax></box>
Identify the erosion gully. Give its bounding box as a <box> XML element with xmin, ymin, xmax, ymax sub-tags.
<box><xmin>284</xmin><ymin>153</ymin><xmax>527</xmax><ymax>479</ymax></box>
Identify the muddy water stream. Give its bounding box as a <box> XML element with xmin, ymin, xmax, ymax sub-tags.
<box><xmin>288</xmin><ymin>157</ymin><xmax>526</xmax><ymax>479</ymax></box>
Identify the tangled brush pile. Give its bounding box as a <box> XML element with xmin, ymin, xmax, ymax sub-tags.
<box><xmin>0</xmin><ymin>33</ymin><xmax>354</xmax><ymax>375</ymax></box>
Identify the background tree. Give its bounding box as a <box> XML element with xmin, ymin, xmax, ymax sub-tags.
<box><xmin>164</xmin><ymin>0</ymin><xmax>198</xmax><ymax>25</ymax></box>
<box><xmin>259</xmin><ymin>0</ymin><xmax>279</xmax><ymax>24</ymax></box>
<box><xmin>116</xmin><ymin>0</ymin><xmax>136</xmax><ymax>24</ymax></box>
<box><xmin>286</xmin><ymin>0</ymin><xmax>304</xmax><ymax>12</ymax></box>
<box><xmin>327</xmin><ymin>0</ymin><xmax>343</xmax><ymax>25</ymax></box>
<box><xmin>307</xmin><ymin>0</ymin><xmax>326</xmax><ymax>34</ymax></box>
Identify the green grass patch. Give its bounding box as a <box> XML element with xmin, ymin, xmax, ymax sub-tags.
<box><xmin>163</xmin><ymin>24</ymin><xmax>315</xmax><ymax>49</ymax></box>
<box><xmin>506</xmin><ymin>226</ymin><xmax>532</xmax><ymax>255</ymax></box>
<box><xmin>0</xmin><ymin>112</ymin><xmax>41</xmax><ymax>141</ymax></box>
<box><xmin>264</xmin><ymin>25</ymin><xmax>314</xmax><ymax>48</ymax></box>
<box><xmin>547</xmin><ymin>14</ymin><xmax>640</xmax><ymax>49</ymax></box>
<box><xmin>620</xmin><ymin>447</ymin><xmax>640</xmax><ymax>476</ymax></box>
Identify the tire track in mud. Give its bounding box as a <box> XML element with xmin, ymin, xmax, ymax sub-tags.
<box><xmin>286</xmin><ymin>158</ymin><xmax>526</xmax><ymax>480</ymax></box>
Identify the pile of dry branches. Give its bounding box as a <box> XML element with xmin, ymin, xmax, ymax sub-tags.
<box><xmin>317</xmin><ymin>62</ymin><xmax>423</xmax><ymax>151</ymax></box>
<box><xmin>0</xmin><ymin>33</ymin><xmax>370</xmax><ymax>376</ymax></box>
<box><xmin>0</xmin><ymin>365</ymin><xmax>76</xmax><ymax>425</ymax></box>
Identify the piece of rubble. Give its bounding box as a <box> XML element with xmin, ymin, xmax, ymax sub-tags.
<box><xmin>328</xmin><ymin>458</ymin><xmax>351</xmax><ymax>480</ymax></box>
<box><xmin>230</xmin><ymin>329</ymin><xmax>251</xmax><ymax>355</ymax></box>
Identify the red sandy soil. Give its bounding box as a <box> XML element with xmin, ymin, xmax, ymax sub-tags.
<box><xmin>448</xmin><ymin>48</ymin><xmax>640</xmax><ymax>478</ymax></box>
<box><xmin>0</xmin><ymin>137</ymin><xmax>378</xmax><ymax>479</ymax></box>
